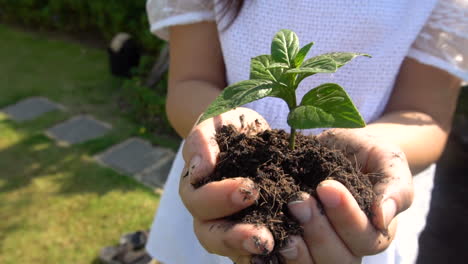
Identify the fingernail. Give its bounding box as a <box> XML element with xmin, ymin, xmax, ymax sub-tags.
<box><xmin>382</xmin><ymin>198</ymin><xmax>397</xmax><ymax>228</ymax></box>
<box><xmin>243</xmin><ymin>236</ymin><xmax>271</xmax><ymax>255</ymax></box>
<box><xmin>279</xmin><ymin>238</ymin><xmax>298</xmax><ymax>260</ymax></box>
<box><xmin>231</xmin><ymin>182</ymin><xmax>257</xmax><ymax>206</ymax></box>
<box><xmin>181</xmin><ymin>165</ymin><xmax>189</xmax><ymax>178</ymax></box>
<box><xmin>288</xmin><ymin>195</ymin><xmax>312</xmax><ymax>223</ymax></box>
<box><xmin>188</xmin><ymin>155</ymin><xmax>201</xmax><ymax>177</ymax></box>
<box><xmin>317</xmin><ymin>182</ymin><xmax>341</xmax><ymax>208</ymax></box>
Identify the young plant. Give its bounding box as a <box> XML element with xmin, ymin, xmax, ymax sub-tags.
<box><xmin>200</xmin><ymin>29</ymin><xmax>369</xmax><ymax>149</ymax></box>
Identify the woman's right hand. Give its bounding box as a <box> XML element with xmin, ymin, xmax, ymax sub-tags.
<box><xmin>179</xmin><ymin>107</ymin><xmax>275</xmax><ymax>263</ymax></box>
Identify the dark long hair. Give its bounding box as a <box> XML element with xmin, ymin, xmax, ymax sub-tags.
<box><xmin>218</xmin><ymin>0</ymin><xmax>245</xmax><ymax>29</ymax></box>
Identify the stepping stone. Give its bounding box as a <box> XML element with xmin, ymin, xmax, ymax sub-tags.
<box><xmin>0</xmin><ymin>96</ymin><xmax>65</xmax><ymax>122</ymax></box>
<box><xmin>95</xmin><ymin>138</ymin><xmax>175</xmax><ymax>188</ymax></box>
<box><xmin>46</xmin><ymin>115</ymin><xmax>111</xmax><ymax>145</ymax></box>
<box><xmin>135</xmin><ymin>153</ymin><xmax>175</xmax><ymax>188</ymax></box>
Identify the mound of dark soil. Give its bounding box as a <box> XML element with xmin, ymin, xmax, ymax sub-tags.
<box><xmin>196</xmin><ymin>125</ymin><xmax>375</xmax><ymax>263</ymax></box>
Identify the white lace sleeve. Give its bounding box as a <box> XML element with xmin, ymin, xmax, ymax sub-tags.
<box><xmin>408</xmin><ymin>0</ymin><xmax>468</xmax><ymax>81</ymax></box>
<box><xmin>146</xmin><ymin>0</ymin><xmax>215</xmax><ymax>40</ymax></box>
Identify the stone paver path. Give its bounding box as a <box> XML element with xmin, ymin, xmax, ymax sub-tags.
<box><xmin>0</xmin><ymin>96</ymin><xmax>64</xmax><ymax>121</ymax></box>
<box><xmin>95</xmin><ymin>138</ymin><xmax>175</xmax><ymax>188</ymax></box>
<box><xmin>4</xmin><ymin>96</ymin><xmax>175</xmax><ymax>189</ymax></box>
<box><xmin>46</xmin><ymin>115</ymin><xmax>112</xmax><ymax>145</ymax></box>
<box><xmin>135</xmin><ymin>154</ymin><xmax>174</xmax><ymax>189</ymax></box>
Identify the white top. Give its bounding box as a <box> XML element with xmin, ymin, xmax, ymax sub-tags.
<box><xmin>147</xmin><ymin>0</ymin><xmax>467</xmax><ymax>131</ymax></box>
<box><xmin>145</xmin><ymin>0</ymin><xmax>468</xmax><ymax>263</ymax></box>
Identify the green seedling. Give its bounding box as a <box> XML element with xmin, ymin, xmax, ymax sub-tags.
<box><xmin>200</xmin><ymin>29</ymin><xmax>369</xmax><ymax>149</ymax></box>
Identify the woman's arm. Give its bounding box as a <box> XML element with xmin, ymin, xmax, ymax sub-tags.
<box><xmin>171</xmin><ymin>25</ymin><xmax>462</xmax><ymax>261</ymax></box>
<box><xmin>166</xmin><ymin>22</ymin><xmax>226</xmax><ymax>138</ymax></box>
<box><xmin>365</xmin><ymin>58</ymin><xmax>461</xmax><ymax>174</ymax></box>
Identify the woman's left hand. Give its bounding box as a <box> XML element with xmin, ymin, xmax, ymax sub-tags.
<box><xmin>272</xmin><ymin>128</ymin><xmax>414</xmax><ymax>264</ymax></box>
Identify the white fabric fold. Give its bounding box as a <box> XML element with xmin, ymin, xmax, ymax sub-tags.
<box><xmin>408</xmin><ymin>0</ymin><xmax>468</xmax><ymax>80</ymax></box>
<box><xmin>146</xmin><ymin>0</ymin><xmax>215</xmax><ymax>40</ymax></box>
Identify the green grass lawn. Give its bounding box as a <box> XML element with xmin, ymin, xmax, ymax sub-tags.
<box><xmin>0</xmin><ymin>24</ymin><xmax>172</xmax><ymax>263</ymax></box>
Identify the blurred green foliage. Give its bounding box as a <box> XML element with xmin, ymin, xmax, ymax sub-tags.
<box><xmin>0</xmin><ymin>0</ymin><xmax>164</xmax><ymax>52</ymax></box>
<box><xmin>456</xmin><ymin>85</ymin><xmax>468</xmax><ymax>117</ymax></box>
<box><xmin>0</xmin><ymin>1</ymin><xmax>176</xmax><ymax>137</ymax></box>
<box><xmin>119</xmin><ymin>55</ymin><xmax>175</xmax><ymax>136</ymax></box>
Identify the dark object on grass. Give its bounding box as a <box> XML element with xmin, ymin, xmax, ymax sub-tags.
<box><xmin>119</xmin><ymin>230</ymin><xmax>148</xmax><ymax>250</ymax></box>
<box><xmin>108</xmin><ymin>33</ymin><xmax>141</xmax><ymax>78</ymax></box>
<box><xmin>100</xmin><ymin>230</ymin><xmax>151</xmax><ymax>264</ymax></box>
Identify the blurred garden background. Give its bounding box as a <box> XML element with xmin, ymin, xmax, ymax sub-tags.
<box><xmin>0</xmin><ymin>1</ymin><xmax>467</xmax><ymax>264</ymax></box>
<box><xmin>0</xmin><ymin>1</ymin><xmax>179</xmax><ymax>263</ymax></box>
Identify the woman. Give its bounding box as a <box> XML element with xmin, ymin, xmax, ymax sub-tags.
<box><xmin>145</xmin><ymin>0</ymin><xmax>467</xmax><ymax>263</ymax></box>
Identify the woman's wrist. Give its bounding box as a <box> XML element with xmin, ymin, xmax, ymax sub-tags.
<box><xmin>360</xmin><ymin>111</ymin><xmax>448</xmax><ymax>174</ymax></box>
<box><xmin>166</xmin><ymin>80</ymin><xmax>223</xmax><ymax>138</ymax></box>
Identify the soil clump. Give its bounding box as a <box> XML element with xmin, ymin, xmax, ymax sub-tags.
<box><xmin>196</xmin><ymin>125</ymin><xmax>375</xmax><ymax>263</ymax></box>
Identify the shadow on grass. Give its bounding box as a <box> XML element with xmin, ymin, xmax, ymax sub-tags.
<box><xmin>0</xmin><ymin>116</ymin><xmax>160</xmax><ymax>256</ymax></box>
<box><xmin>0</xmin><ymin>117</ymin><xmax>155</xmax><ymax>196</ymax></box>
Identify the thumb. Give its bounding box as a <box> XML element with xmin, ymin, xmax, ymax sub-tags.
<box><xmin>371</xmin><ymin>149</ymin><xmax>414</xmax><ymax>231</ymax></box>
<box><xmin>182</xmin><ymin>107</ymin><xmax>269</xmax><ymax>185</ymax></box>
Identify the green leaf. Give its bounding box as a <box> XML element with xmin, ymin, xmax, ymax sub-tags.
<box><xmin>287</xmin><ymin>105</ymin><xmax>335</xmax><ymax>129</ymax></box>
<box><xmin>294</xmin><ymin>42</ymin><xmax>314</xmax><ymax>67</ymax></box>
<box><xmin>200</xmin><ymin>79</ymin><xmax>282</xmax><ymax>123</ymax></box>
<box><xmin>248</xmin><ymin>55</ymin><xmax>296</xmax><ymax>107</ymax></box>
<box><xmin>287</xmin><ymin>83</ymin><xmax>366</xmax><ymax>129</ymax></box>
<box><xmin>288</xmin><ymin>58</ymin><xmax>337</xmax><ymax>87</ymax></box>
<box><xmin>271</xmin><ymin>29</ymin><xmax>299</xmax><ymax>67</ymax></box>
<box><xmin>267</xmin><ymin>63</ymin><xmax>289</xmax><ymax>70</ymax></box>
<box><xmin>303</xmin><ymin>52</ymin><xmax>370</xmax><ymax>69</ymax></box>
<box><xmin>250</xmin><ymin>55</ymin><xmax>284</xmax><ymax>82</ymax></box>
<box><xmin>286</xmin><ymin>58</ymin><xmax>337</xmax><ymax>74</ymax></box>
